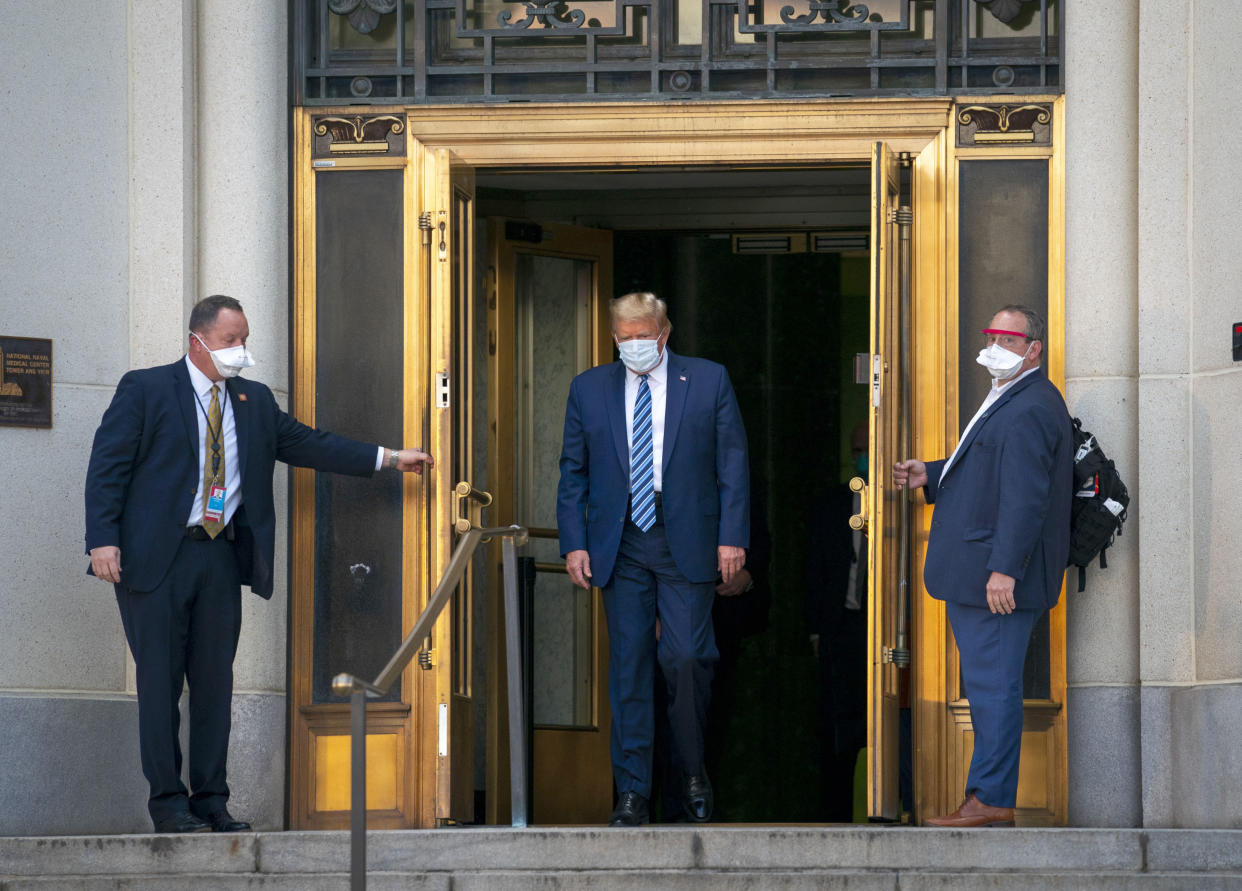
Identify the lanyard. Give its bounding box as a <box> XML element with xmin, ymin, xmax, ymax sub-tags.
<box><xmin>193</xmin><ymin>386</ymin><xmax>226</xmax><ymax>479</ymax></box>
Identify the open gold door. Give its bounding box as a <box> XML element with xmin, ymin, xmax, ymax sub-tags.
<box><xmin>422</xmin><ymin>144</ymin><xmax>481</xmax><ymax>825</ymax></box>
<box><xmin>485</xmin><ymin>219</ymin><xmax>614</xmax><ymax>825</ymax></box>
<box><xmin>864</xmin><ymin>141</ymin><xmax>907</xmax><ymax>822</ymax></box>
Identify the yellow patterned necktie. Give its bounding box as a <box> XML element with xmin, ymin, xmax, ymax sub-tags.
<box><xmin>202</xmin><ymin>384</ymin><xmax>225</xmax><ymax>538</ymax></box>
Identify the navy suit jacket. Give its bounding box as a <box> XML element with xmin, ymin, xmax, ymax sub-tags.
<box><xmin>85</xmin><ymin>360</ymin><xmax>378</xmax><ymax>598</ymax></box>
<box><xmin>921</xmin><ymin>369</ymin><xmax>1072</xmax><ymax>611</ymax></box>
<box><xmin>557</xmin><ymin>349</ymin><xmax>749</xmax><ymax>586</ymax></box>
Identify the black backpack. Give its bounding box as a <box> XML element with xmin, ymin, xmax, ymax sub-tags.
<box><xmin>1067</xmin><ymin>417</ymin><xmax>1129</xmax><ymax>592</ymax></box>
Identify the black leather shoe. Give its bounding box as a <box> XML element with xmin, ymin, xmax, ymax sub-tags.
<box><xmin>203</xmin><ymin>809</ymin><xmax>251</xmax><ymax>832</ymax></box>
<box><xmin>608</xmin><ymin>791</ymin><xmax>650</xmax><ymax>827</ymax></box>
<box><xmin>681</xmin><ymin>774</ymin><xmax>713</xmax><ymax>823</ymax></box>
<box><xmin>154</xmin><ymin>811</ymin><xmax>211</xmax><ymax>833</ymax></box>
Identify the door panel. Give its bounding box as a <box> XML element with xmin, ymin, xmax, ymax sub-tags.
<box><xmin>486</xmin><ymin>220</ymin><xmax>614</xmax><ymax>824</ymax></box>
<box><xmin>866</xmin><ymin>141</ymin><xmax>904</xmax><ymax>821</ymax></box>
<box><xmin>424</xmin><ymin>146</ymin><xmax>480</xmax><ymax>825</ymax></box>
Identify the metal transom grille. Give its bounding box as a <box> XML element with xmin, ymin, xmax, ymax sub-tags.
<box><xmin>295</xmin><ymin>0</ymin><xmax>1061</xmax><ymax>104</ymax></box>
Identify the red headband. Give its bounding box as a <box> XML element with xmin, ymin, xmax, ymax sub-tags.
<box><xmin>982</xmin><ymin>328</ymin><xmax>1031</xmax><ymax>339</ymax></box>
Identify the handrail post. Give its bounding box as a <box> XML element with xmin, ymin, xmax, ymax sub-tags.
<box><xmin>331</xmin><ymin>523</ymin><xmax>529</xmax><ymax>886</ymax></box>
<box><xmin>350</xmin><ymin>685</ymin><xmax>367</xmax><ymax>891</ymax></box>
<box><xmin>502</xmin><ymin>534</ymin><xmax>529</xmax><ymax>827</ymax></box>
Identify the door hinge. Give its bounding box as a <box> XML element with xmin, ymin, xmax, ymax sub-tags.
<box><xmin>418</xmin><ymin>648</ymin><xmax>434</xmax><ymax>670</ymax></box>
<box><xmin>436</xmin><ymin>371</ymin><xmax>450</xmax><ymax>408</ymax></box>
<box><xmin>419</xmin><ymin>211</ymin><xmax>433</xmax><ymax>246</ymax></box>
<box><xmin>882</xmin><ymin>646</ymin><xmax>911</xmax><ymax>668</ymax></box>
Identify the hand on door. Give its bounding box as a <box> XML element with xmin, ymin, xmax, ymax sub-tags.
<box><xmin>566</xmin><ymin>549</ymin><xmax>593</xmax><ymax>589</ymax></box>
<box><xmin>892</xmin><ymin>458</ymin><xmax>927</xmax><ymax>490</ymax></box>
<box><xmin>385</xmin><ymin>448</ymin><xmax>436</xmax><ymax>474</ymax></box>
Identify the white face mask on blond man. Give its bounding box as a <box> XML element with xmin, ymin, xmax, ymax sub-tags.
<box><xmin>192</xmin><ymin>332</ymin><xmax>256</xmax><ymax>379</ymax></box>
<box><xmin>616</xmin><ymin>329</ymin><xmax>666</xmax><ymax>374</ymax></box>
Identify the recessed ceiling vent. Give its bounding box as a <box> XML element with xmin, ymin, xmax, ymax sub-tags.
<box><xmin>731</xmin><ymin>231</ymin><xmax>869</xmax><ymax>255</ymax></box>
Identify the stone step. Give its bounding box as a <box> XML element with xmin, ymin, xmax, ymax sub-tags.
<box><xmin>2</xmin><ymin>827</ymin><xmax>1241</xmax><ymax>890</ymax></box>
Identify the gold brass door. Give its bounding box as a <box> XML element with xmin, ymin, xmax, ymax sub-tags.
<box><xmin>865</xmin><ymin>140</ymin><xmax>905</xmax><ymax>821</ymax></box>
<box><xmin>423</xmin><ymin>145</ymin><xmax>481</xmax><ymax>824</ymax></box>
<box><xmin>485</xmin><ymin>219</ymin><xmax>614</xmax><ymax>824</ymax></box>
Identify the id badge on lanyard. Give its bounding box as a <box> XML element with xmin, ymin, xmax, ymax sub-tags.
<box><xmin>205</xmin><ymin>485</ymin><xmax>226</xmax><ymax>523</ymax></box>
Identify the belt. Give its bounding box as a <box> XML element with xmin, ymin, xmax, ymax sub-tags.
<box><xmin>185</xmin><ymin>522</ymin><xmax>234</xmax><ymax>541</ymax></box>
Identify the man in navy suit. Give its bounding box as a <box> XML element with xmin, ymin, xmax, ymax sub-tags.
<box><xmin>894</xmin><ymin>305</ymin><xmax>1071</xmax><ymax>828</ymax></box>
<box><xmin>558</xmin><ymin>291</ymin><xmax>749</xmax><ymax>826</ymax></box>
<box><xmin>85</xmin><ymin>294</ymin><xmax>433</xmax><ymax>833</ymax></box>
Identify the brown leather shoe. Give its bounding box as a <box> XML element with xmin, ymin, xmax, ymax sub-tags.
<box><xmin>924</xmin><ymin>793</ymin><xmax>1015</xmax><ymax>827</ymax></box>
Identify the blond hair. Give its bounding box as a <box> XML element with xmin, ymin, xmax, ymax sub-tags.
<box><xmin>610</xmin><ymin>292</ymin><xmax>672</xmax><ymax>333</ymax></box>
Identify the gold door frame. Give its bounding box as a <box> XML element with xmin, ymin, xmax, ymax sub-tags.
<box><xmin>289</xmin><ymin>95</ymin><xmax>1067</xmax><ymax>828</ymax></box>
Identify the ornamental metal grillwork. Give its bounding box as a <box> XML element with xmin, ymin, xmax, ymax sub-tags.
<box><xmin>293</xmin><ymin>0</ymin><xmax>1060</xmax><ymax>104</ymax></box>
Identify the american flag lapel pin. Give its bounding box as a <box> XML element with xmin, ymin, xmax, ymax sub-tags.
<box><xmin>238</xmin><ymin>393</ymin><xmax>247</xmax><ymax>402</ymax></box>
<box><xmin>679</xmin><ymin>374</ymin><xmax>687</xmax><ymax>381</ymax></box>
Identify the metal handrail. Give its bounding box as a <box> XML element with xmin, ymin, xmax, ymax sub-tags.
<box><xmin>332</xmin><ymin>523</ymin><xmax>530</xmax><ymax>891</ymax></box>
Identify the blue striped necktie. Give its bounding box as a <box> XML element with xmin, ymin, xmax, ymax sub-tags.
<box><xmin>631</xmin><ymin>374</ymin><xmax>656</xmax><ymax>532</ymax></box>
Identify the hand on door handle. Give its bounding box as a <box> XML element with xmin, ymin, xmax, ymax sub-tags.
<box><xmin>848</xmin><ymin>476</ymin><xmax>868</xmax><ymax>532</ymax></box>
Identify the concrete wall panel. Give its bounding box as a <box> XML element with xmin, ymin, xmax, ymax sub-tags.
<box><xmin>1063</xmin><ymin>378</ymin><xmax>1139</xmax><ymax>686</ymax></box>
<box><xmin>1164</xmin><ymin>683</ymin><xmax>1242</xmax><ymax>829</ymax></box>
<box><xmin>1192</xmin><ymin>373</ymin><xmax>1242</xmax><ymax>681</ymax></box>
<box><xmin>0</xmin><ymin>694</ymin><xmax>149</xmax><ymax>835</ymax></box>
<box><xmin>197</xmin><ymin>0</ymin><xmax>291</xmax><ymax>396</ymax></box>
<box><xmin>1066</xmin><ymin>685</ymin><xmax>1141</xmax><ymax>827</ymax></box>
<box><xmin>0</xmin><ymin>385</ymin><xmax>131</xmax><ymax>691</ymax></box>
<box><xmin>1190</xmin><ymin>5</ymin><xmax>1242</xmax><ymax>375</ymax></box>
<box><xmin>0</xmin><ymin>3</ymin><xmax>129</xmax><ymax>384</ymax></box>
<box><xmin>1136</xmin><ymin>0</ymin><xmax>1191</xmax><ymax>376</ymax></box>
<box><xmin>130</xmin><ymin>0</ymin><xmax>200</xmax><ymax>369</ymax></box>
<box><xmin>1136</xmin><ymin>377</ymin><xmax>1195</xmax><ymax>683</ymax></box>
<box><xmin>1063</xmin><ymin>0</ymin><xmax>1138</xmax><ymax>381</ymax></box>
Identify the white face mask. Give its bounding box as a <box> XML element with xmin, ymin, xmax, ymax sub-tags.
<box><xmin>976</xmin><ymin>342</ymin><xmax>1029</xmax><ymax>380</ymax></box>
<box><xmin>193</xmin><ymin>331</ymin><xmax>256</xmax><ymax>379</ymax></box>
<box><xmin>616</xmin><ymin>329</ymin><xmax>665</xmax><ymax>374</ymax></box>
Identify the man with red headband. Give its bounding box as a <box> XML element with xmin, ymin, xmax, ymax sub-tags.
<box><xmin>894</xmin><ymin>305</ymin><xmax>1072</xmax><ymax>827</ymax></box>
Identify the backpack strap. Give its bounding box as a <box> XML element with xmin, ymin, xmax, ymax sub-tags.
<box><xmin>1078</xmin><ymin>565</ymin><xmax>1086</xmax><ymax>593</ymax></box>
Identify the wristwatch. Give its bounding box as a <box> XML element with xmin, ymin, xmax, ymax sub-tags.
<box><xmin>388</xmin><ymin>449</ymin><xmax>400</xmax><ymax>470</ymax></box>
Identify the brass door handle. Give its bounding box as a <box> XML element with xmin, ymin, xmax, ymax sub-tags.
<box><xmin>454</xmin><ymin>481</ymin><xmax>493</xmax><ymax>533</ymax></box>
<box><xmin>848</xmin><ymin>476</ymin><xmax>868</xmax><ymax>532</ymax></box>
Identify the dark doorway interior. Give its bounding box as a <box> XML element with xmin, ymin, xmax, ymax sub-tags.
<box><xmin>614</xmin><ymin>232</ymin><xmax>871</xmax><ymax>822</ymax></box>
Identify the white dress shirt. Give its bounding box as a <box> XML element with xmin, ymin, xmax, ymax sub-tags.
<box><xmin>185</xmin><ymin>356</ymin><xmax>242</xmax><ymax>527</ymax></box>
<box><xmin>623</xmin><ymin>347</ymin><xmax>669</xmax><ymax>494</ymax></box>
<box><xmin>940</xmin><ymin>365</ymin><xmax>1040</xmax><ymax>480</ymax></box>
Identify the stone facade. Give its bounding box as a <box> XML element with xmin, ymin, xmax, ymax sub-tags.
<box><xmin>0</xmin><ymin>0</ymin><xmax>289</xmax><ymax>835</ymax></box>
<box><xmin>1</xmin><ymin>0</ymin><xmax>1239</xmax><ymax>835</ymax></box>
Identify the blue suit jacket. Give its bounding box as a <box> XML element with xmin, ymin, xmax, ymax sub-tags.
<box><xmin>557</xmin><ymin>350</ymin><xmax>750</xmax><ymax>586</ymax></box>
<box><xmin>85</xmin><ymin>360</ymin><xmax>378</xmax><ymax>597</ymax></box>
<box><xmin>921</xmin><ymin>370</ymin><xmax>1072</xmax><ymax>611</ymax></box>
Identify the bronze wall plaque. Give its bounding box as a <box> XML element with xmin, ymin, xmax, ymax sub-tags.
<box><xmin>0</xmin><ymin>336</ymin><xmax>52</xmax><ymax>428</ymax></box>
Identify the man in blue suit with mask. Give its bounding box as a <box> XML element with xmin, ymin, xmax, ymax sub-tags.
<box><xmin>86</xmin><ymin>294</ymin><xmax>434</xmax><ymax>833</ymax></box>
<box><xmin>558</xmin><ymin>291</ymin><xmax>749</xmax><ymax>826</ymax></box>
<box><xmin>894</xmin><ymin>305</ymin><xmax>1072</xmax><ymax>828</ymax></box>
